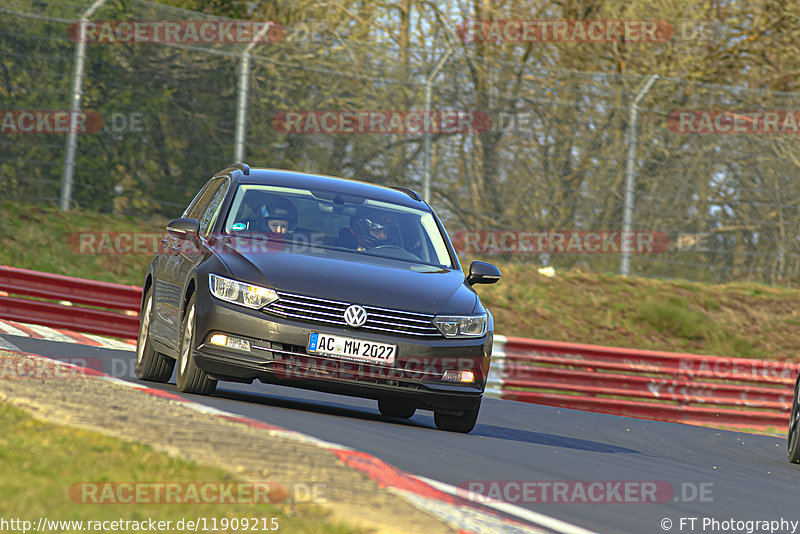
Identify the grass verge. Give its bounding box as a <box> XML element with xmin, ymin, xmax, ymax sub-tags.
<box><xmin>0</xmin><ymin>402</ymin><xmax>358</xmax><ymax>533</ymax></box>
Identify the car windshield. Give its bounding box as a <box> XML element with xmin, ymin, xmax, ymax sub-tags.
<box><xmin>222</xmin><ymin>184</ymin><xmax>454</xmax><ymax>268</ymax></box>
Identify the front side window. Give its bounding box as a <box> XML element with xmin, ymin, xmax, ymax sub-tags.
<box><xmin>221</xmin><ymin>184</ymin><xmax>453</xmax><ymax>268</ymax></box>
<box><xmin>198</xmin><ymin>180</ymin><xmax>229</xmax><ymax>236</ymax></box>
<box><xmin>184</xmin><ymin>178</ymin><xmax>220</xmax><ymax>220</ymax></box>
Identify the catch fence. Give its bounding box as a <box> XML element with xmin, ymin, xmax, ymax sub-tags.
<box><xmin>3</xmin><ymin>1</ymin><xmax>800</xmax><ymax>285</ymax></box>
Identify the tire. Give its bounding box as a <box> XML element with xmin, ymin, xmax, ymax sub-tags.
<box><xmin>788</xmin><ymin>379</ymin><xmax>800</xmax><ymax>463</ymax></box>
<box><xmin>176</xmin><ymin>294</ymin><xmax>217</xmax><ymax>395</ymax></box>
<box><xmin>135</xmin><ymin>289</ymin><xmax>175</xmax><ymax>382</ymax></box>
<box><xmin>434</xmin><ymin>400</ymin><xmax>481</xmax><ymax>433</ymax></box>
<box><xmin>378</xmin><ymin>399</ymin><xmax>415</xmax><ymax>419</ymax></box>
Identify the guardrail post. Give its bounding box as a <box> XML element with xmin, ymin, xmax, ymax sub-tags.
<box><xmin>485</xmin><ymin>335</ymin><xmax>507</xmax><ymax>398</ymax></box>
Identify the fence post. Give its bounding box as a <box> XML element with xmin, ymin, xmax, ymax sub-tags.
<box><xmin>422</xmin><ymin>48</ymin><xmax>452</xmax><ymax>202</ymax></box>
<box><xmin>59</xmin><ymin>0</ymin><xmax>107</xmax><ymax>211</ymax></box>
<box><xmin>234</xmin><ymin>24</ymin><xmax>275</xmax><ymax>163</ymax></box>
<box><xmin>620</xmin><ymin>75</ymin><xmax>658</xmax><ymax>275</ymax></box>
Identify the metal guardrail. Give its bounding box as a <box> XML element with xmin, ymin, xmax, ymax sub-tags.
<box><xmin>486</xmin><ymin>335</ymin><xmax>799</xmax><ymax>432</ymax></box>
<box><xmin>1</xmin><ymin>265</ymin><xmax>796</xmax><ymax>431</ymax></box>
<box><xmin>0</xmin><ymin>265</ymin><xmax>141</xmax><ymax>339</ymax></box>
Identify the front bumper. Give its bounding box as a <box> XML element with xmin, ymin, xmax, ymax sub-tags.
<box><xmin>192</xmin><ymin>293</ymin><xmax>491</xmax><ymax>413</ymax></box>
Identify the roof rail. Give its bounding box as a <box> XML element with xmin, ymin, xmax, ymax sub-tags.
<box><xmin>230</xmin><ymin>162</ymin><xmax>250</xmax><ymax>175</ymax></box>
<box><xmin>218</xmin><ymin>162</ymin><xmax>250</xmax><ymax>177</ymax></box>
<box><xmin>391</xmin><ymin>186</ymin><xmax>422</xmax><ymax>201</ymax></box>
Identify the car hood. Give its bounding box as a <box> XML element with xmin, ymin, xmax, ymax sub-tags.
<box><xmin>213</xmin><ymin>243</ymin><xmax>476</xmax><ymax>314</ymax></box>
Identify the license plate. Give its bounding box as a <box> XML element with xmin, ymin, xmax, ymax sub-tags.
<box><xmin>307</xmin><ymin>333</ymin><xmax>396</xmax><ymax>365</ymax></box>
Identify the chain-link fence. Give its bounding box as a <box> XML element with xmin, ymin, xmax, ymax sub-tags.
<box><xmin>2</xmin><ymin>0</ymin><xmax>800</xmax><ymax>286</ymax></box>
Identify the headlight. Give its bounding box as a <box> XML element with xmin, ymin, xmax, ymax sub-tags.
<box><xmin>433</xmin><ymin>314</ymin><xmax>487</xmax><ymax>338</ymax></box>
<box><xmin>209</xmin><ymin>274</ymin><xmax>278</xmax><ymax>309</ymax></box>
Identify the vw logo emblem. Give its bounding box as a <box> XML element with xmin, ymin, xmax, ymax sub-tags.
<box><xmin>344</xmin><ymin>305</ymin><xmax>367</xmax><ymax>327</ymax></box>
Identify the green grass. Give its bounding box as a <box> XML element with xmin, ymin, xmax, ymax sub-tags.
<box><xmin>634</xmin><ymin>296</ymin><xmax>708</xmax><ymax>338</ymax></box>
<box><xmin>0</xmin><ymin>403</ymin><xmax>358</xmax><ymax>533</ymax></box>
<box><xmin>0</xmin><ymin>200</ymin><xmax>164</xmax><ymax>286</ymax></box>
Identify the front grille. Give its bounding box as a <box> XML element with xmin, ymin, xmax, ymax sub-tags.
<box><xmin>263</xmin><ymin>291</ymin><xmax>441</xmax><ymax>338</ymax></box>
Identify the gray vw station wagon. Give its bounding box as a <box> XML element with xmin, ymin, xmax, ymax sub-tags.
<box><xmin>136</xmin><ymin>163</ymin><xmax>501</xmax><ymax>432</ymax></box>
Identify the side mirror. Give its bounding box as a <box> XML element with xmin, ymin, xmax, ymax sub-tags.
<box><xmin>467</xmin><ymin>260</ymin><xmax>501</xmax><ymax>286</ymax></box>
<box><xmin>167</xmin><ymin>218</ymin><xmax>200</xmax><ymax>239</ymax></box>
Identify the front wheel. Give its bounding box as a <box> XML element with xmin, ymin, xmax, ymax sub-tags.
<box><xmin>434</xmin><ymin>400</ymin><xmax>481</xmax><ymax>433</ymax></box>
<box><xmin>176</xmin><ymin>294</ymin><xmax>217</xmax><ymax>395</ymax></box>
<box><xmin>788</xmin><ymin>379</ymin><xmax>800</xmax><ymax>463</ymax></box>
<box><xmin>134</xmin><ymin>289</ymin><xmax>175</xmax><ymax>382</ymax></box>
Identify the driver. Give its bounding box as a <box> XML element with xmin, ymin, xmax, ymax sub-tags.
<box><xmin>261</xmin><ymin>197</ymin><xmax>297</xmax><ymax>235</ymax></box>
<box><xmin>355</xmin><ymin>213</ymin><xmax>399</xmax><ymax>251</ymax></box>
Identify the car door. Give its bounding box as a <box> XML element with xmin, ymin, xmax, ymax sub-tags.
<box><xmin>150</xmin><ymin>179</ymin><xmax>215</xmax><ymax>348</ymax></box>
<box><xmin>163</xmin><ymin>177</ymin><xmax>230</xmax><ymax>342</ymax></box>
